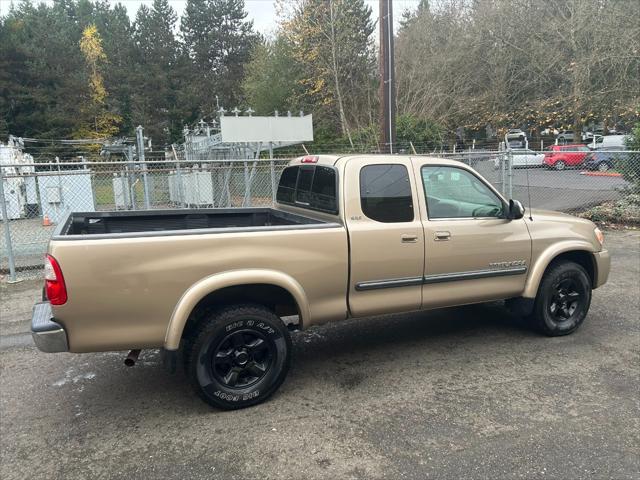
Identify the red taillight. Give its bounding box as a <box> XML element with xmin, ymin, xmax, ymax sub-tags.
<box><xmin>301</xmin><ymin>155</ymin><xmax>318</xmax><ymax>163</ymax></box>
<box><xmin>44</xmin><ymin>254</ymin><xmax>67</xmax><ymax>305</ymax></box>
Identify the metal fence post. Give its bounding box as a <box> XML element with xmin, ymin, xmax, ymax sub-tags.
<box><xmin>269</xmin><ymin>142</ymin><xmax>276</xmax><ymax>204</ymax></box>
<box><xmin>0</xmin><ymin>166</ymin><xmax>18</xmax><ymax>282</ymax></box>
<box><xmin>500</xmin><ymin>148</ymin><xmax>506</xmax><ymax>196</ymax></box>
<box><xmin>174</xmin><ymin>148</ymin><xmax>185</xmax><ymax>208</ymax></box>
<box><xmin>507</xmin><ymin>149</ymin><xmax>513</xmax><ymax>199</ymax></box>
<box><xmin>243</xmin><ymin>161</ymin><xmax>249</xmax><ymax>207</ymax></box>
<box><xmin>126</xmin><ymin>145</ymin><xmax>137</xmax><ymax>210</ymax></box>
<box><xmin>136</xmin><ymin>126</ymin><xmax>151</xmax><ymax>210</ymax></box>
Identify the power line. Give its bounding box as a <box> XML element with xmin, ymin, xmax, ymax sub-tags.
<box><xmin>20</xmin><ymin>137</ymin><xmax>112</xmax><ymax>145</ymax></box>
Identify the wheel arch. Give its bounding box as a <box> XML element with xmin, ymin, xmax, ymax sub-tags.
<box><xmin>164</xmin><ymin>269</ymin><xmax>309</xmax><ymax>350</ymax></box>
<box><xmin>523</xmin><ymin>243</ymin><xmax>597</xmax><ymax>299</ymax></box>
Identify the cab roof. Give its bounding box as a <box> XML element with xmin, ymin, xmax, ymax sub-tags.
<box><xmin>287</xmin><ymin>154</ymin><xmax>472</xmax><ymax>169</ymax></box>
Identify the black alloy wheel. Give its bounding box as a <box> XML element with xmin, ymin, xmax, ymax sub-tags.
<box><xmin>212</xmin><ymin>329</ymin><xmax>275</xmax><ymax>389</ymax></box>
<box><xmin>548</xmin><ymin>278</ymin><xmax>585</xmax><ymax>324</ymax></box>
<box><xmin>185</xmin><ymin>304</ymin><xmax>292</xmax><ymax>410</ymax></box>
<box><xmin>528</xmin><ymin>261</ymin><xmax>592</xmax><ymax>336</ymax></box>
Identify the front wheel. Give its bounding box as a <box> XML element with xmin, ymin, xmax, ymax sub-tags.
<box><xmin>554</xmin><ymin>160</ymin><xmax>566</xmax><ymax>171</ymax></box>
<box><xmin>528</xmin><ymin>261</ymin><xmax>592</xmax><ymax>336</ymax></box>
<box><xmin>597</xmin><ymin>161</ymin><xmax>611</xmax><ymax>172</ymax></box>
<box><xmin>186</xmin><ymin>304</ymin><xmax>292</xmax><ymax>409</ymax></box>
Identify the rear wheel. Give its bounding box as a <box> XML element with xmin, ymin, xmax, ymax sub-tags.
<box><xmin>597</xmin><ymin>161</ymin><xmax>611</xmax><ymax>172</ymax></box>
<box><xmin>185</xmin><ymin>304</ymin><xmax>292</xmax><ymax>409</ymax></box>
<box><xmin>554</xmin><ymin>160</ymin><xmax>566</xmax><ymax>171</ymax></box>
<box><xmin>528</xmin><ymin>261</ymin><xmax>592</xmax><ymax>336</ymax></box>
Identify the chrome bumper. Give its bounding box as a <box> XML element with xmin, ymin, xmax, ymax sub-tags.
<box><xmin>31</xmin><ymin>302</ymin><xmax>69</xmax><ymax>353</ymax></box>
<box><xmin>593</xmin><ymin>249</ymin><xmax>611</xmax><ymax>289</ymax></box>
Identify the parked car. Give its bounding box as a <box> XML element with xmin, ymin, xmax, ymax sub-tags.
<box><xmin>32</xmin><ymin>154</ymin><xmax>610</xmax><ymax>410</ymax></box>
<box><xmin>506</xmin><ymin>129</ymin><xmax>526</xmax><ymax>141</ymax></box>
<box><xmin>583</xmin><ymin>146</ymin><xmax>630</xmax><ymax>171</ymax></box>
<box><xmin>556</xmin><ymin>130</ymin><xmax>575</xmax><ymax>143</ymax></box>
<box><xmin>581</xmin><ymin>132</ymin><xmax>604</xmax><ymax>144</ymax></box>
<box><xmin>598</xmin><ymin>135</ymin><xmax>628</xmax><ymax>149</ymax></box>
<box><xmin>453</xmin><ymin>148</ymin><xmax>494</xmax><ymax>167</ymax></box>
<box><xmin>544</xmin><ymin>144</ymin><xmax>591</xmax><ymax>170</ymax></box>
<box><xmin>494</xmin><ymin>148</ymin><xmax>545</xmax><ymax>169</ymax></box>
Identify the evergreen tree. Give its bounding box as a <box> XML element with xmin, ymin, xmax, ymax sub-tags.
<box><xmin>180</xmin><ymin>0</ymin><xmax>257</xmax><ymax>117</ymax></box>
<box><xmin>0</xmin><ymin>0</ymin><xmax>86</xmax><ymax>138</ymax></box>
<box><xmin>132</xmin><ymin>0</ymin><xmax>181</xmax><ymax>146</ymax></box>
<box><xmin>242</xmin><ymin>36</ymin><xmax>301</xmax><ymax>115</ymax></box>
<box><xmin>92</xmin><ymin>3</ymin><xmax>135</xmax><ymax>135</ymax></box>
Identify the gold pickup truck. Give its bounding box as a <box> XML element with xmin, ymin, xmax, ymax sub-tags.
<box><xmin>32</xmin><ymin>154</ymin><xmax>610</xmax><ymax>409</ymax></box>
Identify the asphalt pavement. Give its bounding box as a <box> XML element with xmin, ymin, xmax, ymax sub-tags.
<box><xmin>1</xmin><ymin>230</ymin><xmax>639</xmax><ymax>479</ymax></box>
<box><xmin>473</xmin><ymin>162</ymin><xmax>628</xmax><ymax>212</ymax></box>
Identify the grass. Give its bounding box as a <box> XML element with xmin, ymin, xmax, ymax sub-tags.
<box><xmin>93</xmin><ymin>179</ymin><xmax>151</xmax><ymax>207</ymax></box>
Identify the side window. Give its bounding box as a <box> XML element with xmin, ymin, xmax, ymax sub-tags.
<box><xmin>360</xmin><ymin>164</ymin><xmax>414</xmax><ymax>223</ymax></box>
<box><xmin>421</xmin><ymin>166</ymin><xmax>504</xmax><ymax>219</ymax></box>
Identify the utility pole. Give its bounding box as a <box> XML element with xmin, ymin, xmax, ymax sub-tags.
<box><xmin>379</xmin><ymin>0</ymin><xmax>396</xmax><ymax>154</ymax></box>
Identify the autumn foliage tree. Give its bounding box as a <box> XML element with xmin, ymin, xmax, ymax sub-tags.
<box><xmin>396</xmin><ymin>0</ymin><xmax>640</xmax><ymax>141</ymax></box>
<box><xmin>276</xmin><ymin>0</ymin><xmax>376</xmax><ymax>145</ymax></box>
<box><xmin>75</xmin><ymin>24</ymin><xmax>121</xmax><ymax>141</ymax></box>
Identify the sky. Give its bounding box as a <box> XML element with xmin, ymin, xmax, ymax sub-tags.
<box><xmin>0</xmin><ymin>0</ymin><xmax>418</xmax><ymax>34</ymax></box>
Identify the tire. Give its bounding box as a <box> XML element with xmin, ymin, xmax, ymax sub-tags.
<box><xmin>597</xmin><ymin>162</ymin><xmax>610</xmax><ymax>172</ymax></box>
<box><xmin>185</xmin><ymin>304</ymin><xmax>292</xmax><ymax>410</ymax></box>
<box><xmin>528</xmin><ymin>261</ymin><xmax>592</xmax><ymax>336</ymax></box>
<box><xmin>554</xmin><ymin>160</ymin><xmax>566</xmax><ymax>171</ymax></box>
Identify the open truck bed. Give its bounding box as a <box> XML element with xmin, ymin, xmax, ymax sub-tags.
<box><xmin>54</xmin><ymin>208</ymin><xmax>335</xmax><ymax>239</ymax></box>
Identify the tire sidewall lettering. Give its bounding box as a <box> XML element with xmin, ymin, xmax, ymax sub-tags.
<box><xmin>196</xmin><ymin>315</ymin><xmax>287</xmax><ymax>407</ymax></box>
<box><xmin>224</xmin><ymin>319</ymin><xmax>278</xmax><ymax>338</ymax></box>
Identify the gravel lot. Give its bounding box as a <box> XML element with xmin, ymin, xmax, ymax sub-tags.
<box><xmin>1</xmin><ymin>230</ymin><xmax>639</xmax><ymax>479</ymax></box>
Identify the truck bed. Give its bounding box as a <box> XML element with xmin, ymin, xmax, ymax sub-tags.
<box><xmin>55</xmin><ymin>208</ymin><xmax>335</xmax><ymax>238</ymax></box>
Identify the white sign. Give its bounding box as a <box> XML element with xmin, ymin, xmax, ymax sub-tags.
<box><xmin>220</xmin><ymin>115</ymin><xmax>313</xmax><ymax>143</ymax></box>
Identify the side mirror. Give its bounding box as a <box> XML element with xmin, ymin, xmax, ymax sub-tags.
<box><xmin>508</xmin><ymin>199</ymin><xmax>525</xmax><ymax>220</ymax></box>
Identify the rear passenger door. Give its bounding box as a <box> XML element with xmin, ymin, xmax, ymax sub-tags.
<box><xmin>344</xmin><ymin>157</ymin><xmax>424</xmax><ymax>317</ymax></box>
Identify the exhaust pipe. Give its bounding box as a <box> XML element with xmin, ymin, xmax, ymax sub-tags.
<box><xmin>124</xmin><ymin>349</ymin><xmax>141</xmax><ymax>367</ymax></box>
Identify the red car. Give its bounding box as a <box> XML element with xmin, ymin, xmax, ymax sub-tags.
<box><xmin>543</xmin><ymin>144</ymin><xmax>591</xmax><ymax>170</ymax></box>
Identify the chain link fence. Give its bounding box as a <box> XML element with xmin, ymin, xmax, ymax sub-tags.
<box><xmin>1</xmin><ymin>158</ymin><xmax>290</xmax><ymax>280</ymax></box>
<box><xmin>2</xmin><ymin>149</ymin><xmax>639</xmax><ymax>281</ymax></box>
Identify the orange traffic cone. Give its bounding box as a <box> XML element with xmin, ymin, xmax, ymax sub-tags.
<box><xmin>43</xmin><ymin>215</ymin><xmax>53</xmax><ymax>227</ymax></box>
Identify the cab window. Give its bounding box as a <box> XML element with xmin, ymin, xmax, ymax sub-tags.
<box><xmin>421</xmin><ymin>166</ymin><xmax>504</xmax><ymax>219</ymax></box>
<box><xmin>360</xmin><ymin>164</ymin><xmax>414</xmax><ymax>222</ymax></box>
<box><xmin>276</xmin><ymin>165</ymin><xmax>338</xmax><ymax>214</ymax></box>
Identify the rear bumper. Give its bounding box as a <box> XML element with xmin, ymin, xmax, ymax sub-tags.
<box><xmin>31</xmin><ymin>302</ymin><xmax>69</xmax><ymax>353</ymax></box>
<box><xmin>593</xmin><ymin>249</ymin><xmax>611</xmax><ymax>289</ymax></box>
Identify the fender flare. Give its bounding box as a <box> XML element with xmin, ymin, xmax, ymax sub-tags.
<box><xmin>522</xmin><ymin>241</ymin><xmax>597</xmax><ymax>298</ymax></box>
<box><xmin>164</xmin><ymin>269</ymin><xmax>310</xmax><ymax>350</ymax></box>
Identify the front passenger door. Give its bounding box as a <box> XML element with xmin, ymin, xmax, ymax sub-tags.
<box><xmin>412</xmin><ymin>161</ymin><xmax>532</xmax><ymax>309</ymax></box>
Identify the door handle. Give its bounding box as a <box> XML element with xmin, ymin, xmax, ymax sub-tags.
<box><xmin>401</xmin><ymin>234</ymin><xmax>418</xmax><ymax>243</ymax></box>
<box><xmin>434</xmin><ymin>231</ymin><xmax>451</xmax><ymax>241</ymax></box>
